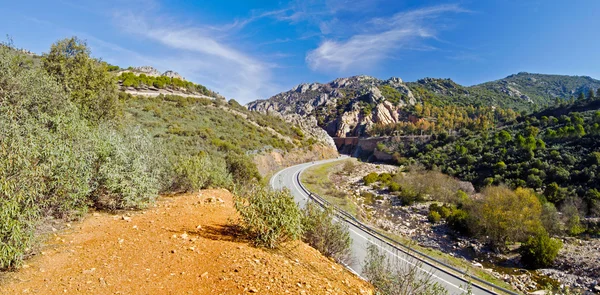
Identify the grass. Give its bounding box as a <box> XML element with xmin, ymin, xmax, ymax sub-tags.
<box><xmin>300</xmin><ymin>159</ymin><xmax>359</xmax><ymax>216</ymax></box>
<box><xmin>300</xmin><ymin>159</ymin><xmax>519</xmax><ymax>294</ymax></box>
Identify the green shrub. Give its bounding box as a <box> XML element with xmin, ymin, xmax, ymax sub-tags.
<box><xmin>519</xmin><ymin>232</ymin><xmax>562</xmax><ymax>268</ymax></box>
<box><xmin>438</xmin><ymin>205</ymin><xmax>452</xmax><ymax>219</ymax></box>
<box><xmin>172</xmin><ymin>154</ymin><xmax>233</xmax><ymax>192</ymax></box>
<box><xmin>427</xmin><ymin>211</ymin><xmax>441</xmax><ymax>223</ymax></box>
<box><xmin>301</xmin><ymin>202</ymin><xmax>352</xmax><ymax>263</ymax></box>
<box><xmin>0</xmin><ymin>44</ymin><xmax>92</xmax><ymax>268</ymax></box>
<box><xmin>89</xmin><ymin>126</ymin><xmax>162</xmax><ymax>210</ymax></box>
<box><xmin>363</xmin><ymin>244</ymin><xmax>449</xmax><ymax>295</ymax></box>
<box><xmin>447</xmin><ymin>209</ymin><xmax>471</xmax><ymax>235</ymax></box>
<box><xmin>234</xmin><ymin>185</ymin><xmax>303</xmax><ymax>249</ymax></box>
<box><xmin>378</xmin><ymin>173</ymin><xmax>392</xmax><ymax>184</ymax></box>
<box><xmin>225</xmin><ymin>153</ymin><xmax>261</xmax><ymax>185</ymax></box>
<box><xmin>363</xmin><ymin>172</ymin><xmax>379</xmax><ymax>185</ymax></box>
<box><xmin>388</xmin><ymin>182</ymin><xmax>401</xmax><ymax>192</ymax></box>
<box><xmin>397</xmin><ymin>188</ymin><xmax>423</xmax><ymax>206</ymax></box>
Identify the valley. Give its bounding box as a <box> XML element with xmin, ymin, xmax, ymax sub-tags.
<box><xmin>4</xmin><ymin>3</ymin><xmax>600</xmax><ymax>294</ymax></box>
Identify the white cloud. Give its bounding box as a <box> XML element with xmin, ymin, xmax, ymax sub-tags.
<box><xmin>306</xmin><ymin>4</ymin><xmax>467</xmax><ymax>73</ymax></box>
<box><xmin>115</xmin><ymin>13</ymin><xmax>275</xmax><ymax>103</ymax></box>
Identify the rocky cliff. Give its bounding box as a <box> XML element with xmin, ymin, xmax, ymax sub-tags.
<box><xmin>247</xmin><ymin>75</ymin><xmax>416</xmax><ymax>138</ymax></box>
<box><xmin>248</xmin><ymin>73</ymin><xmax>600</xmax><ymax>138</ymax></box>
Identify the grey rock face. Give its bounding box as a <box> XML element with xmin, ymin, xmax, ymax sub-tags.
<box><xmin>162</xmin><ymin>70</ymin><xmax>184</xmax><ymax>80</ymax></box>
<box><xmin>134</xmin><ymin>66</ymin><xmax>161</xmax><ymax>77</ymax></box>
<box><xmin>247</xmin><ymin>75</ymin><xmax>416</xmax><ymax>138</ymax></box>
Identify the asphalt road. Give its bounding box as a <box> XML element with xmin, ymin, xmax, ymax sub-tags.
<box><xmin>270</xmin><ymin>157</ymin><xmax>503</xmax><ymax>295</ymax></box>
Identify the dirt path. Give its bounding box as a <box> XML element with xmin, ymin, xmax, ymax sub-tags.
<box><xmin>0</xmin><ymin>189</ymin><xmax>372</xmax><ymax>295</ymax></box>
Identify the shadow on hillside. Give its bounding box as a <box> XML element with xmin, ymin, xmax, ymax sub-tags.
<box><xmin>191</xmin><ymin>224</ymin><xmax>247</xmax><ymax>243</ymax></box>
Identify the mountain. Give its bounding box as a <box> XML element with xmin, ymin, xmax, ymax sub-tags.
<box><xmin>473</xmin><ymin>72</ymin><xmax>600</xmax><ymax>106</ymax></box>
<box><xmin>248</xmin><ymin>73</ymin><xmax>600</xmax><ymax>138</ymax></box>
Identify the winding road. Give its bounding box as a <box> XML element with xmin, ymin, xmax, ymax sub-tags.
<box><xmin>270</xmin><ymin>157</ymin><xmax>516</xmax><ymax>295</ymax></box>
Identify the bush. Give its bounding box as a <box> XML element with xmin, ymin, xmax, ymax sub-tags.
<box><xmin>172</xmin><ymin>154</ymin><xmax>233</xmax><ymax>192</ymax></box>
<box><xmin>0</xmin><ymin>44</ymin><xmax>92</xmax><ymax>269</ymax></box>
<box><xmin>225</xmin><ymin>153</ymin><xmax>261</xmax><ymax>185</ymax></box>
<box><xmin>520</xmin><ymin>232</ymin><xmax>562</xmax><ymax>268</ymax></box>
<box><xmin>361</xmin><ymin>192</ymin><xmax>376</xmax><ymax>205</ymax></box>
<box><xmin>363</xmin><ymin>172</ymin><xmax>379</xmax><ymax>185</ymax></box>
<box><xmin>234</xmin><ymin>185</ymin><xmax>303</xmax><ymax>249</ymax></box>
<box><xmin>378</xmin><ymin>173</ymin><xmax>393</xmax><ymax>184</ymax></box>
<box><xmin>447</xmin><ymin>209</ymin><xmax>471</xmax><ymax>235</ymax></box>
<box><xmin>397</xmin><ymin>188</ymin><xmax>424</xmax><ymax>206</ymax></box>
<box><xmin>89</xmin><ymin>126</ymin><xmax>163</xmax><ymax>210</ymax></box>
<box><xmin>301</xmin><ymin>202</ymin><xmax>352</xmax><ymax>263</ymax></box>
<box><xmin>427</xmin><ymin>211</ymin><xmax>441</xmax><ymax>223</ymax></box>
<box><xmin>342</xmin><ymin>160</ymin><xmax>356</xmax><ymax>174</ymax></box>
<box><xmin>363</xmin><ymin>244</ymin><xmax>449</xmax><ymax>295</ymax></box>
<box><xmin>388</xmin><ymin>182</ymin><xmax>401</xmax><ymax>192</ymax></box>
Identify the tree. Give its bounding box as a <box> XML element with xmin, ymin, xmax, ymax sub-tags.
<box><xmin>519</xmin><ymin>231</ymin><xmax>562</xmax><ymax>268</ymax></box>
<box><xmin>588</xmin><ymin>89</ymin><xmax>596</xmax><ymax>100</ymax></box>
<box><xmin>577</xmin><ymin>92</ymin><xmax>585</xmax><ymax>101</ymax></box>
<box><xmin>497</xmin><ymin>130</ymin><xmax>512</xmax><ymax>144</ymax></box>
<box><xmin>42</xmin><ymin>37</ymin><xmax>120</xmax><ymax>123</ymax></box>
<box><xmin>471</xmin><ymin>186</ymin><xmax>543</xmax><ymax>248</ymax></box>
<box><xmin>596</xmin><ymin>88</ymin><xmax>600</xmax><ymax>100</ymax></box>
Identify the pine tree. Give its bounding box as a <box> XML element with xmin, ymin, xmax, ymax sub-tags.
<box><xmin>577</xmin><ymin>92</ymin><xmax>585</xmax><ymax>101</ymax></box>
<box><xmin>588</xmin><ymin>89</ymin><xmax>595</xmax><ymax>100</ymax></box>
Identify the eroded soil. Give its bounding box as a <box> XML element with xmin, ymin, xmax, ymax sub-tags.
<box><xmin>0</xmin><ymin>189</ymin><xmax>372</xmax><ymax>295</ymax></box>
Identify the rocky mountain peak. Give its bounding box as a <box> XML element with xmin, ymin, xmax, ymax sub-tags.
<box><xmin>247</xmin><ymin>75</ymin><xmax>417</xmax><ymax>138</ymax></box>
<box><xmin>133</xmin><ymin>66</ymin><xmax>161</xmax><ymax>77</ymax></box>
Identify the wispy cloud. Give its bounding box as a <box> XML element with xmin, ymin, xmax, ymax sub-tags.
<box><xmin>306</xmin><ymin>4</ymin><xmax>467</xmax><ymax>73</ymax></box>
<box><xmin>114</xmin><ymin>12</ymin><xmax>276</xmax><ymax>102</ymax></box>
<box><xmin>210</xmin><ymin>8</ymin><xmax>291</xmax><ymax>32</ymax></box>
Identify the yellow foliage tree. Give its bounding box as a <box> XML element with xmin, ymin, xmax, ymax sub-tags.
<box><xmin>472</xmin><ymin>186</ymin><xmax>543</xmax><ymax>248</ymax></box>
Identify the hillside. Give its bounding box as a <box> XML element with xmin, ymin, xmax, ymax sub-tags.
<box><xmin>0</xmin><ymin>36</ymin><xmax>341</xmax><ymax>288</ymax></box>
<box><xmin>0</xmin><ymin>190</ymin><xmax>372</xmax><ymax>294</ymax></box>
<box><xmin>248</xmin><ymin>73</ymin><xmax>600</xmax><ymax>138</ymax></box>
<box><xmin>382</xmin><ymin>97</ymin><xmax>600</xmax><ymax>219</ymax></box>
<box><xmin>474</xmin><ymin>72</ymin><xmax>600</xmax><ymax>106</ymax></box>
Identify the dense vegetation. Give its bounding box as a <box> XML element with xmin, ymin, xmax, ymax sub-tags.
<box><xmin>369</xmin><ymin>104</ymin><xmax>520</xmax><ymax>137</ymax></box>
<box><xmin>0</xmin><ymin>37</ymin><xmax>320</xmax><ymax>270</ymax></box>
<box><xmin>362</xmin><ymin>169</ymin><xmax>564</xmax><ymax>267</ymax></box>
<box><xmin>391</xmin><ymin>98</ymin><xmax>600</xmax><ymax>222</ymax></box>
<box><xmin>0</xmin><ymin>39</ymin><xmax>163</xmax><ymax>269</ymax></box>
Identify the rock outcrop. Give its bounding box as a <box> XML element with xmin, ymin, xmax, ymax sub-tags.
<box><xmin>133</xmin><ymin>66</ymin><xmax>161</xmax><ymax>77</ymax></box>
<box><xmin>162</xmin><ymin>70</ymin><xmax>184</xmax><ymax>80</ymax></box>
<box><xmin>247</xmin><ymin>75</ymin><xmax>416</xmax><ymax>138</ymax></box>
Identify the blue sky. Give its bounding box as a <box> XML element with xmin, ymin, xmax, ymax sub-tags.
<box><xmin>3</xmin><ymin>0</ymin><xmax>600</xmax><ymax>103</ymax></box>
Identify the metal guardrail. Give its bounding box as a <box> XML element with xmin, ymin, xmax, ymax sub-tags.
<box><xmin>295</xmin><ymin>169</ymin><xmax>520</xmax><ymax>295</ymax></box>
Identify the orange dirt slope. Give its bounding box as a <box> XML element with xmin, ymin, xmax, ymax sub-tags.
<box><xmin>0</xmin><ymin>189</ymin><xmax>373</xmax><ymax>295</ymax></box>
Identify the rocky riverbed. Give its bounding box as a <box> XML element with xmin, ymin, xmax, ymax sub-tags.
<box><xmin>328</xmin><ymin>159</ymin><xmax>600</xmax><ymax>294</ymax></box>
